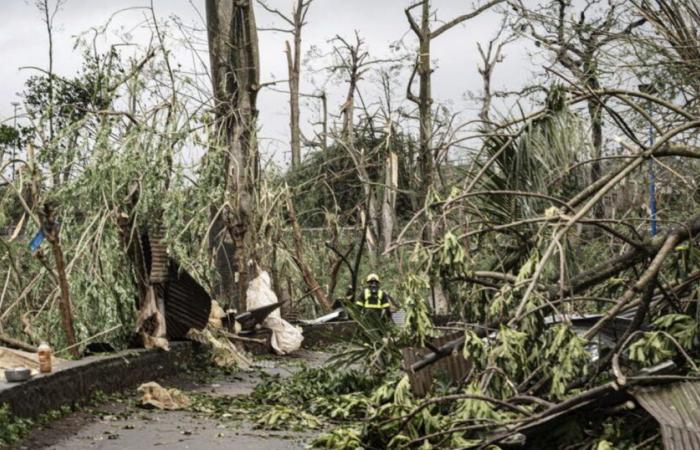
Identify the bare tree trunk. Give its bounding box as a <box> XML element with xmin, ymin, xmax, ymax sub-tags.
<box><xmin>361</xmin><ymin>189</ymin><xmax>380</xmax><ymax>256</ymax></box>
<box><xmin>206</xmin><ymin>0</ymin><xmax>260</xmax><ymax>312</ymax></box>
<box><xmin>586</xmin><ymin>72</ymin><xmax>604</xmax><ymax>218</ymax></box>
<box><xmin>42</xmin><ymin>204</ymin><xmax>78</xmax><ymax>357</ymax></box>
<box><xmin>259</xmin><ymin>0</ymin><xmax>311</xmax><ymax>167</ymax></box>
<box><xmin>417</xmin><ymin>0</ymin><xmax>433</xmax><ymax>203</ymax></box>
<box><xmin>286</xmin><ymin>0</ymin><xmax>308</xmax><ymax>169</ymax></box>
<box><xmin>287</xmin><ymin>39</ymin><xmax>301</xmax><ymax>169</ymax></box>
<box><xmin>320</xmin><ymin>91</ymin><xmax>328</xmax><ymax>151</ymax></box>
<box><xmin>382</xmin><ymin>150</ymin><xmax>398</xmax><ymax>253</ymax></box>
<box><xmin>286</xmin><ymin>197</ymin><xmax>333</xmax><ymax>312</ymax></box>
<box><xmin>341</xmin><ymin>69</ymin><xmax>356</xmax><ymax>148</ymax></box>
<box><xmin>406</xmin><ymin>0</ymin><xmax>505</xmax><ymax>204</ymax></box>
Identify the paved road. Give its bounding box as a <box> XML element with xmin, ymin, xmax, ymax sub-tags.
<box><xmin>12</xmin><ymin>350</ymin><xmax>327</xmax><ymax>450</ymax></box>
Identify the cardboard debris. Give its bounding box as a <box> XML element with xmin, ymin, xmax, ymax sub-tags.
<box><xmin>137</xmin><ymin>381</ymin><xmax>190</xmax><ymax>410</ymax></box>
<box><xmin>136</xmin><ymin>286</ymin><xmax>169</xmax><ymax>351</ymax></box>
<box><xmin>208</xmin><ymin>300</ymin><xmax>227</xmax><ymax>329</ymax></box>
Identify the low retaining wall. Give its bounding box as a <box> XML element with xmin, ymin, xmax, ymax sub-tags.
<box><xmin>0</xmin><ymin>341</ymin><xmax>194</xmax><ymax>418</ymax></box>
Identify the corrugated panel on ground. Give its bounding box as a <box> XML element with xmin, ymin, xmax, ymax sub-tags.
<box><xmin>402</xmin><ymin>332</ymin><xmax>472</xmax><ymax>397</ymax></box>
<box><xmin>632</xmin><ymin>382</ymin><xmax>700</xmax><ymax>450</ymax></box>
<box><xmin>164</xmin><ymin>262</ymin><xmax>212</xmax><ymax>339</ymax></box>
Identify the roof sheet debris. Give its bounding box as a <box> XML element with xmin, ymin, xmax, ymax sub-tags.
<box><xmin>141</xmin><ymin>231</ymin><xmax>212</xmax><ymax>340</ymax></box>
<box><xmin>233</xmin><ymin>302</ymin><xmax>283</xmax><ymax>333</ymax></box>
<box><xmin>164</xmin><ymin>261</ymin><xmax>212</xmax><ymax>339</ymax></box>
<box><xmin>299</xmin><ymin>309</ymin><xmax>343</xmax><ymax>326</ymax></box>
<box><xmin>402</xmin><ymin>331</ymin><xmax>472</xmax><ymax>397</ymax></box>
<box><xmin>412</xmin><ymin>311</ymin><xmax>638</xmax><ymax>374</ymax></box>
<box><xmin>145</xmin><ymin>229</ymin><xmax>168</xmax><ymax>284</ymax></box>
<box><xmin>632</xmin><ymin>382</ymin><xmax>700</xmax><ymax>450</ymax></box>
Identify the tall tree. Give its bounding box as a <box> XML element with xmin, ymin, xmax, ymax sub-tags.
<box><xmin>513</xmin><ymin>0</ymin><xmax>645</xmax><ymax>216</ymax></box>
<box><xmin>257</xmin><ymin>0</ymin><xmax>313</xmax><ymax>169</ymax></box>
<box><xmin>404</xmin><ymin>0</ymin><xmax>505</xmax><ymax>313</ymax></box>
<box><xmin>405</xmin><ymin>0</ymin><xmax>505</xmax><ymax>205</ymax></box>
<box><xmin>206</xmin><ymin>0</ymin><xmax>261</xmax><ymax>311</ymax></box>
<box><xmin>330</xmin><ymin>33</ymin><xmax>384</xmax><ymax>254</ymax></box>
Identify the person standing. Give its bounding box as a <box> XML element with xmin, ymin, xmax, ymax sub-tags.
<box><xmin>355</xmin><ymin>273</ymin><xmax>393</xmax><ymax>322</ymax></box>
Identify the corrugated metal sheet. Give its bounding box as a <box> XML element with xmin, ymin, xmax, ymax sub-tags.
<box><xmin>148</xmin><ymin>229</ymin><xmax>168</xmax><ymax>284</ymax></box>
<box><xmin>632</xmin><ymin>382</ymin><xmax>700</xmax><ymax>450</ymax></box>
<box><xmin>402</xmin><ymin>332</ymin><xmax>472</xmax><ymax>397</ymax></box>
<box><xmin>136</xmin><ymin>230</ymin><xmax>212</xmax><ymax>340</ymax></box>
<box><xmin>164</xmin><ymin>262</ymin><xmax>212</xmax><ymax>339</ymax></box>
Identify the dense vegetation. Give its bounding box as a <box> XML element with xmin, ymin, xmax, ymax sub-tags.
<box><xmin>2</xmin><ymin>0</ymin><xmax>700</xmax><ymax>447</ymax></box>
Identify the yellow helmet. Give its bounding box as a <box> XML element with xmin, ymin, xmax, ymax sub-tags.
<box><xmin>366</xmin><ymin>273</ymin><xmax>380</xmax><ymax>283</ymax></box>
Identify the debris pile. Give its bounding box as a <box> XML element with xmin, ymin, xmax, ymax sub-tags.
<box><xmin>246</xmin><ymin>271</ymin><xmax>303</xmax><ymax>355</ymax></box>
<box><xmin>137</xmin><ymin>382</ymin><xmax>190</xmax><ymax>411</ymax></box>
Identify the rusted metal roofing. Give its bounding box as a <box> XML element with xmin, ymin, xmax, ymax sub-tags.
<box><xmin>147</xmin><ymin>229</ymin><xmax>168</xmax><ymax>284</ymax></box>
<box><xmin>164</xmin><ymin>261</ymin><xmax>212</xmax><ymax>339</ymax></box>
<box><xmin>632</xmin><ymin>381</ymin><xmax>700</xmax><ymax>450</ymax></box>
<box><xmin>140</xmin><ymin>229</ymin><xmax>212</xmax><ymax>339</ymax></box>
<box><xmin>402</xmin><ymin>331</ymin><xmax>472</xmax><ymax>397</ymax></box>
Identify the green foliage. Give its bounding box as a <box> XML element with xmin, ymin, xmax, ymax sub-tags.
<box><xmin>0</xmin><ymin>403</ymin><xmax>33</xmax><ymax>446</ymax></box>
<box><xmin>454</xmin><ymin>384</ymin><xmax>504</xmax><ymax>422</ymax></box>
<box><xmin>0</xmin><ymin>34</ymin><xmax>219</xmax><ymax>350</ymax></box>
<box><xmin>254</xmin><ymin>405</ymin><xmax>323</xmax><ymax>431</ymax></box>
<box><xmin>437</xmin><ymin>231</ymin><xmax>469</xmax><ymax>276</ymax></box>
<box><xmin>23</xmin><ymin>48</ymin><xmax>118</xmax><ymax>124</ymax></box>
<box><xmin>253</xmin><ymin>365</ymin><xmax>379</xmax><ymax>408</ymax></box>
<box><xmin>628</xmin><ymin>314</ymin><xmax>699</xmax><ymax>366</ymax></box>
<box><xmin>462</xmin><ymin>329</ymin><xmax>486</xmax><ymax>362</ymax></box>
<box><xmin>327</xmin><ymin>301</ymin><xmax>403</xmax><ymax>370</ymax></box>
<box><xmin>285</xmin><ymin>125</ymin><xmax>415</xmax><ymax>227</ymax></box>
<box><xmin>590</xmin><ymin>415</ymin><xmax>662</xmax><ymax>450</ymax></box>
<box><xmin>399</xmin><ymin>274</ymin><xmax>434</xmax><ymax>347</ymax></box>
<box><xmin>489</xmin><ymin>326</ymin><xmax>530</xmax><ymax>382</ymax></box>
<box><xmin>470</xmin><ymin>85</ymin><xmax>586</xmax><ymax>273</ymax></box>
<box><xmin>542</xmin><ymin>324</ymin><xmax>589</xmax><ymax>398</ymax></box>
<box><xmin>311</xmin><ymin>425</ymin><xmax>363</xmax><ymax>449</ymax></box>
<box><xmin>0</xmin><ymin>124</ymin><xmax>20</xmax><ymax>147</ymax></box>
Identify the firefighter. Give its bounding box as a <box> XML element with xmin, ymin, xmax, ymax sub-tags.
<box><xmin>355</xmin><ymin>273</ymin><xmax>393</xmax><ymax>322</ymax></box>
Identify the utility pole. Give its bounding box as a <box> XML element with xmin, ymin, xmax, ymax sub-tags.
<box><xmin>10</xmin><ymin>101</ymin><xmax>19</xmax><ymax>181</ymax></box>
<box><xmin>639</xmin><ymin>84</ymin><xmax>657</xmax><ymax>236</ymax></box>
<box><xmin>648</xmin><ymin>115</ymin><xmax>657</xmax><ymax>236</ymax></box>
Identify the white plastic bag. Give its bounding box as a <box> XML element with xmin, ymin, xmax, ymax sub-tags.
<box><xmin>247</xmin><ymin>271</ymin><xmax>303</xmax><ymax>355</ymax></box>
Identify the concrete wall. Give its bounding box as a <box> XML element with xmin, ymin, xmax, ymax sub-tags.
<box><xmin>0</xmin><ymin>341</ymin><xmax>194</xmax><ymax>418</ymax></box>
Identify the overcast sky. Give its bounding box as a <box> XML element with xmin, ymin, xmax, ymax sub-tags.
<box><xmin>0</xmin><ymin>0</ymin><xmax>535</xmax><ymax>165</ymax></box>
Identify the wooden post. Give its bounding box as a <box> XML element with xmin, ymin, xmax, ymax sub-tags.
<box><xmin>42</xmin><ymin>204</ymin><xmax>79</xmax><ymax>357</ymax></box>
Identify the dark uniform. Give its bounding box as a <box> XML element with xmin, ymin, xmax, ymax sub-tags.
<box><xmin>355</xmin><ymin>274</ymin><xmax>392</xmax><ymax>323</ymax></box>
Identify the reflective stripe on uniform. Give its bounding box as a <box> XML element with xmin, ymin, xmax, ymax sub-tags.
<box><xmin>359</xmin><ymin>289</ymin><xmax>390</xmax><ymax>308</ymax></box>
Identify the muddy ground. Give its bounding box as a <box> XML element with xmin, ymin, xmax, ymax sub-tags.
<box><xmin>11</xmin><ymin>350</ymin><xmax>329</xmax><ymax>450</ymax></box>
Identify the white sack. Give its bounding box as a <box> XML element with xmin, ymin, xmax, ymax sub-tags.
<box><xmin>247</xmin><ymin>271</ymin><xmax>303</xmax><ymax>355</ymax></box>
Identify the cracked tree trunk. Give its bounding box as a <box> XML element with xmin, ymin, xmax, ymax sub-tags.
<box><xmin>206</xmin><ymin>0</ymin><xmax>260</xmax><ymax>312</ymax></box>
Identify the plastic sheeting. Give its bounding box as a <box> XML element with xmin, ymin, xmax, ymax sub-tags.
<box><xmin>247</xmin><ymin>271</ymin><xmax>303</xmax><ymax>355</ymax></box>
